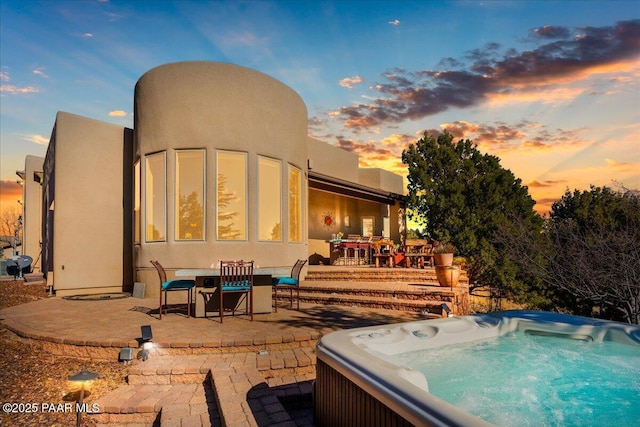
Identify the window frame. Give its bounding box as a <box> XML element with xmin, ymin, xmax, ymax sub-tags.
<box><xmin>288</xmin><ymin>164</ymin><xmax>303</xmax><ymax>243</ymax></box>
<box><xmin>145</xmin><ymin>151</ymin><xmax>167</xmax><ymax>242</ymax></box>
<box><xmin>134</xmin><ymin>159</ymin><xmax>141</xmax><ymax>244</ymax></box>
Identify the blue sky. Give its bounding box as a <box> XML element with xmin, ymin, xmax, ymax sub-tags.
<box><xmin>1</xmin><ymin>0</ymin><xmax>639</xmax><ymax>216</ymax></box>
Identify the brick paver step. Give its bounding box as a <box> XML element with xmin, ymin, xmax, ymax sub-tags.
<box><xmin>303</xmin><ymin>268</ymin><xmax>469</xmax><ymax>284</ymax></box>
<box><xmin>128</xmin><ymin>349</ymin><xmax>317</xmax><ymax>385</ymax></box>
<box><xmin>299</xmin><ymin>283</ymin><xmax>465</xmax><ymax>297</ymax></box>
<box><xmin>210</xmin><ymin>366</ymin><xmax>295</xmax><ymax>427</ymax></box>
<box><xmin>297</xmin><ymin>291</ymin><xmax>449</xmax><ymax>315</ymax></box>
<box><xmin>91</xmin><ymin>383</ymin><xmax>218</xmax><ymax>427</ymax></box>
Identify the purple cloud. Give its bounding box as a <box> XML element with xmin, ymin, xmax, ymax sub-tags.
<box><xmin>337</xmin><ymin>20</ymin><xmax>640</xmax><ymax>130</ymax></box>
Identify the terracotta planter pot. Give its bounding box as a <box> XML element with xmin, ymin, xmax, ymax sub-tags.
<box><xmin>434</xmin><ymin>253</ymin><xmax>454</xmax><ymax>266</ymax></box>
<box><xmin>435</xmin><ymin>265</ymin><xmax>460</xmax><ymax>288</ymax></box>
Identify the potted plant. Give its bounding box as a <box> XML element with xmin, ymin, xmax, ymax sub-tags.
<box><xmin>433</xmin><ymin>241</ymin><xmax>455</xmax><ymax>266</ymax></box>
<box><xmin>433</xmin><ymin>241</ymin><xmax>459</xmax><ymax>287</ymax></box>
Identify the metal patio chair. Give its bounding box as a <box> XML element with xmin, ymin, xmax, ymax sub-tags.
<box><xmin>150</xmin><ymin>260</ymin><xmax>195</xmax><ymax>319</ymax></box>
<box><xmin>272</xmin><ymin>259</ymin><xmax>307</xmax><ymax>312</ymax></box>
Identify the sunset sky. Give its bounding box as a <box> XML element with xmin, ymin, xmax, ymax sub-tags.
<box><xmin>1</xmin><ymin>0</ymin><xmax>639</xmax><ymax>219</ymax></box>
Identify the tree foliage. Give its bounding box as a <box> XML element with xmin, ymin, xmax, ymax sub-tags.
<box><xmin>498</xmin><ymin>185</ymin><xmax>640</xmax><ymax>324</ymax></box>
<box><xmin>402</xmin><ymin>131</ymin><xmax>543</xmax><ymax>298</ymax></box>
<box><xmin>0</xmin><ymin>207</ymin><xmax>22</xmax><ymax>253</ymax></box>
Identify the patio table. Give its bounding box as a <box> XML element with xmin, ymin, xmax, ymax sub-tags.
<box><xmin>176</xmin><ymin>267</ymin><xmax>290</xmax><ymax>317</ymax></box>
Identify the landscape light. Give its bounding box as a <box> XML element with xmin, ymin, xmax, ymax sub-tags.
<box><xmin>68</xmin><ymin>369</ymin><xmax>99</xmax><ymax>427</ymax></box>
<box><xmin>140</xmin><ymin>325</ymin><xmax>153</xmax><ymax>361</ymax></box>
<box><xmin>119</xmin><ymin>347</ymin><xmax>134</xmax><ymax>364</ymax></box>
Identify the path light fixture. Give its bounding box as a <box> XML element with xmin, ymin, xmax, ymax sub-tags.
<box><xmin>140</xmin><ymin>325</ymin><xmax>153</xmax><ymax>361</ymax></box>
<box><xmin>68</xmin><ymin>369</ymin><xmax>99</xmax><ymax>427</ymax></box>
<box><xmin>119</xmin><ymin>347</ymin><xmax>134</xmax><ymax>364</ymax></box>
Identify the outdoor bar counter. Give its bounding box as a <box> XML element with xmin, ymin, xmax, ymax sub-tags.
<box><xmin>176</xmin><ymin>267</ymin><xmax>290</xmax><ymax>317</ymax></box>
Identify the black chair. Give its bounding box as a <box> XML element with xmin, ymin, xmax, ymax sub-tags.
<box><xmin>150</xmin><ymin>260</ymin><xmax>195</xmax><ymax>319</ymax></box>
<box><xmin>272</xmin><ymin>259</ymin><xmax>307</xmax><ymax>312</ymax></box>
<box><xmin>219</xmin><ymin>260</ymin><xmax>254</xmax><ymax>323</ymax></box>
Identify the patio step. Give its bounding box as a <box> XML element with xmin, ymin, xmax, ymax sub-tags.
<box><xmin>127</xmin><ymin>349</ymin><xmax>316</xmax><ymax>385</ymax></box>
<box><xmin>292</xmin><ymin>282</ymin><xmax>469</xmax><ymax>316</ymax></box>
<box><xmin>303</xmin><ymin>267</ymin><xmax>469</xmax><ymax>285</ymax></box>
<box><xmin>91</xmin><ymin>382</ymin><xmax>216</xmax><ymax>426</ymax></box>
<box><xmin>296</xmin><ymin>290</ymin><xmax>448</xmax><ymax>316</ymax></box>
<box><xmin>92</xmin><ymin>354</ymin><xmax>314</xmax><ymax>427</ymax></box>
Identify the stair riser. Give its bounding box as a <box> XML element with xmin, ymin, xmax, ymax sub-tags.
<box><xmin>305</xmin><ymin>276</ymin><xmax>469</xmax><ymax>284</ymax></box>
<box><xmin>299</xmin><ymin>296</ymin><xmax>446</xmax><ymax>314</ymax></box>
<box><xmin>128</xmin><ymin>365</ymin><xmax>317</xmax><ymax>385</ymax></box>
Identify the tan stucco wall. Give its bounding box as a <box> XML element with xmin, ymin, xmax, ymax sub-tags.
<box><xmin>357</xmin><ymin>168</ymin><xmax>404</xmax><ymax>195</ymax></box>
<box><xmin>51</xmin><ymin>112</ymin><xmax>126</xmax><ymax>295</ymax></box>
<box><xmin>20</xmin><ymin>155</ymin><xmax>44</xmax><ymax>270</ymax></box>
<box><xmin>307</xmin><ymin>137</ymin><xmax>359</xmax><ymax>183</ymax></box>
<box><xmin>134</xmin><ymin>62</ymin><xmax>309</xmax><ymax>296</ymax></box>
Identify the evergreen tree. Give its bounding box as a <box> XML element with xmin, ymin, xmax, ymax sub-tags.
<box><xmin>402</xmin><ymin>131</ymin><xmax>543</xmax><ymax>299</ymax></box>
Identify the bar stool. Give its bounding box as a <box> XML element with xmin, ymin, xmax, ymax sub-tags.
<box><xmin>344</xmin><ymin>241</ymin><xmax>359</xmax><ymax>265</ymax></box>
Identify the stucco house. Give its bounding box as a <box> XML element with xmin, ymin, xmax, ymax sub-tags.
<box><xmin>19</xmin><ymin>61</ymin><xmax>406</xmax><ymax>297</ymax></box>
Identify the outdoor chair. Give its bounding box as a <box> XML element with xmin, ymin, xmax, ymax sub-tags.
<box><xmin>272</xmin><ymin>259</ymin><xmax>307</xmax><ymax>312</ymax></box>
<box><xmin>219</xmin><ymin>260</ymin><xmax>254</xmax><ymax>323</ymax></box>
<box><xmin>150</xmin><ymin>260</ymin><xmax>195</xmax><ymax>319</ymax></box>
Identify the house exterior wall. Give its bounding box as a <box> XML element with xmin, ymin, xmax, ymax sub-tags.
<box><xmin>133</xmin><ymin>62</ymin><xmax>309</xmax><ymax>297</ymax></box>
<box><xmin>31</xmin><ymin>61</ymin><xmax>405</xmax><ymax>296</ymax></box>
<box><xmin>357</xmin><ymin>168</ymin><xmax>405</xmax><ymax>195</ymax></box>
<box><xmin>45</xmin><ymin>112</ymin><xmax>131</xmax><ymax>296</ymax></box>
<box><xmin>19</xmin><ymin>155</ymin><xmax>44</xmax><ymax>270</ymax></box>
<box><xmin>307</xmin><ymin>137</ymin><xmax>359</xmax><ymax>183</ymax></box>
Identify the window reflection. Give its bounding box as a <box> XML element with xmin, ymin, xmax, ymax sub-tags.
<box><xmin>258</xmin><ymin>157</ymin><xmax>281</xmax><ymax>241</ymax></box>
<box><xmin>217</xmin><ymin>151</ymin><xmax>247</xmax><ymax>240</ymax></box>
<box><xmin>145</xmin><ymin>152</ymin><xmax>166</xmax><ymax>241</ymax></box>
<box><xmin>288</xmin><ymin>165</ymin><xmax>302</xmax><ymax>242</ymax></box>
<box><xmin>176</xmin><ymin>150</ymin><xmax>205</xmax><ymax>240</ymax></box>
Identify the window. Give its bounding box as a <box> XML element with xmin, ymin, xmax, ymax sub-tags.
<box><xmin>134</xmin><ymin>160</ymin><xmax>140</xmax><ymax>243</ymax></box>
<box><xmin>288</xmin><ymin>165</ymin><xmax>302</xmax><ymax>242</ymax></box>
<box><xmin>175</xmin><ymin>150</ymin><xmax>205</xmax><ymax>240</ymax></box>
<box><xmin>258</xmin><ymin>157</ymin><xmax>282</xmax><ymax>241</ymax></box>
<box><xmin>216</xmin><ymin>151</ymin><xmax>247</xmax><ymax>240</ymax></box>
<box><xmin>362</xmin><ymin>216</ymin><xmax>375</xmax><ymax>238</ymax></box>
<box><xmin>145</xmin><ymin>152</ymin><xmax>166</xmax><ymax>242</ymax></box>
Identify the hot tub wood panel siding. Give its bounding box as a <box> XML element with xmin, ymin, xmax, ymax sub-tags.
<box><xmin>315</xmin><ymin>359</ymin><xmax>416</xmax><ymax>427</ymax></box>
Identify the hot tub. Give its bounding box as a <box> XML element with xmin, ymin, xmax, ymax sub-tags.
<box><xmin>315</xmin><ymin>310</ymin><xmax>640</xmax><ymax>426</ymax></box>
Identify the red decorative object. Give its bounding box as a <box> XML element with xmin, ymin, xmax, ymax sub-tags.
<box><xmin>322</xmin><ymin>212</ymin><xmax>335</xmax><ymax>228</ymax></box>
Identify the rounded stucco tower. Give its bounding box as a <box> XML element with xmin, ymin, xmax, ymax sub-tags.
<box><xmin>133</xmin><ymin>61</ymin><xmax>308</xmax><ymax>296</ymax></box>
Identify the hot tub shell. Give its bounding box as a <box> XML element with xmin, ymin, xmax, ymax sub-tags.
<box><xmin>314</xmin><ymin>310</ymin><xmax>640</xmax><ymax>427</ymax></box>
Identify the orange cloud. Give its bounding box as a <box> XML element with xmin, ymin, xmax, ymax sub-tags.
<box><xmin>527</xmin><ymin>179</ymin><xmax>567</xmax><ymax>188</ymax></box>
<box><xmin>605</xmin><ymin>158</ymin><xmax>639</xmax><ymax>172</ymax></box>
